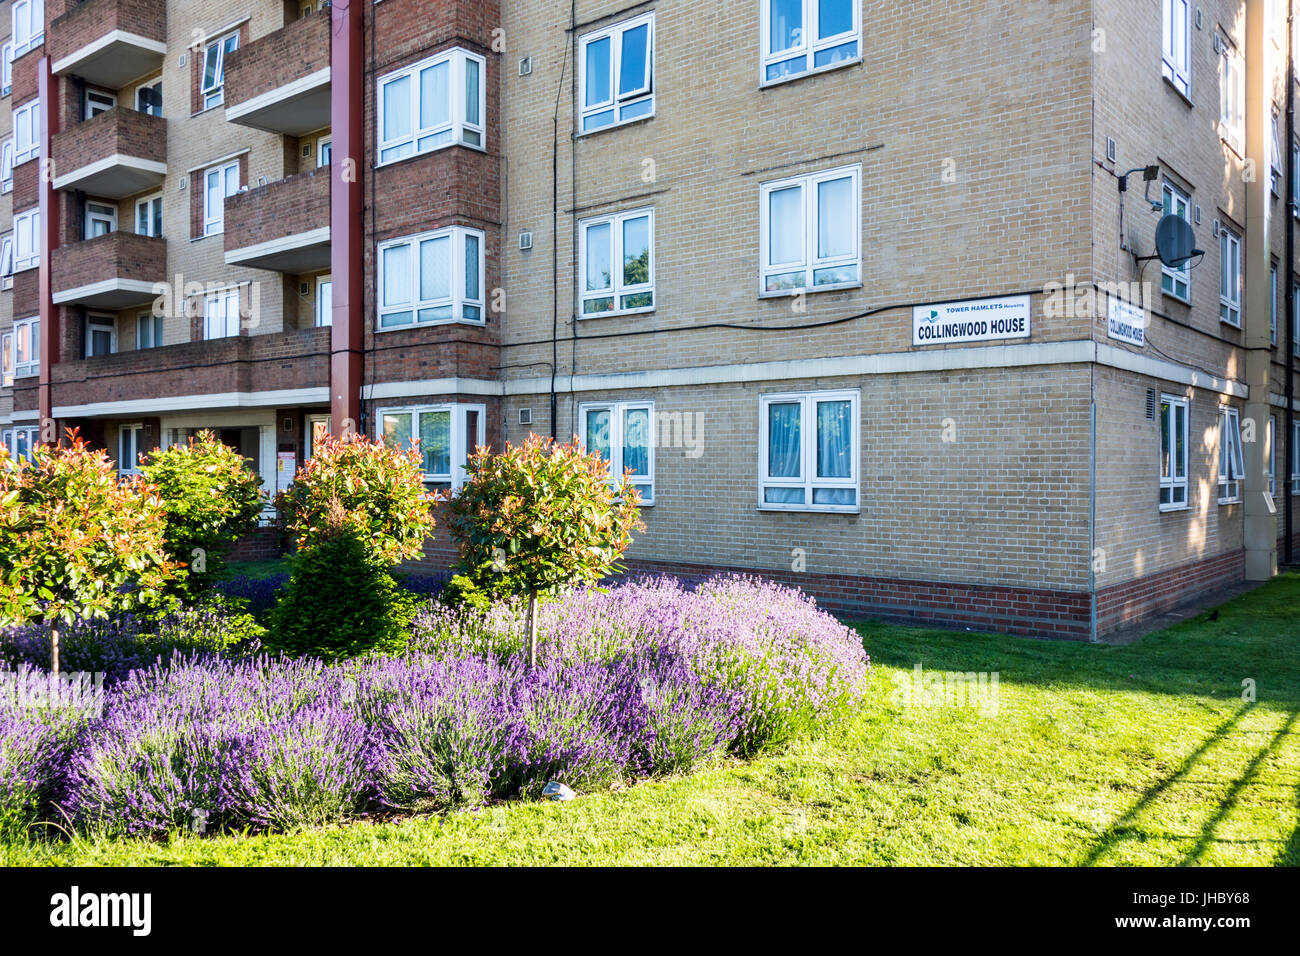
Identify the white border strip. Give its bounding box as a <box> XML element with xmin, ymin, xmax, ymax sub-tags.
<box><xmin>51</xmin><ymin>30</ymin><xmax>167</xmax><ymax>76</ymax></box>
<box><xmin>52</xmin><ymin>278</ymin><xmax>157</xmax><ymax>305</ymax></box>
<box><xmin>52</xmin><ymin>155</ymin><xmax>168</xmax><ymax>192</ymax></box>
<box><xmin>51</xmin><ymin>387</ymin><xmax>329</xmax><ymax>419</ymax></box>
<box><xmin>225</xmin><ymin>67</ymin><xmax>331</xmax><ymax>125</ymax></box>
<box><xmin>225</xmin><ymin>227</ymin><xmax>330</xmax><ymax>266</ymax></box>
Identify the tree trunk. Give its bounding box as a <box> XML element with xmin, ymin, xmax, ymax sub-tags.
<box><xmin>50</xmin><ymin>621</ymin><xmax>60</xmax><ymax>676</ymax></box>
<box><xmin>527</xmin><ymin>592</ymin><xmax>539</xmax><ymax>671</ymax></box>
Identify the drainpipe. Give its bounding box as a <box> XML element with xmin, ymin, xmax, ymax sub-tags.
<box><xmin>1287</xmin><ymin>0</ymin><xmax>1296</xmax><ymax>565</ymax></box>
<box><xmin>329</xmin><ymin>1</ymin><xmax>364</xmax><ymax>439</ymax></box>
<box><xmin>37</xmin><ymin>56</ymin><xmax>58</xmax><ymax>440</ymax></box>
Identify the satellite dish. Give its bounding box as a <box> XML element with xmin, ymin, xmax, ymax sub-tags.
<box><xmin>1154</xmin><ymin>214</ymin><xmax>1197</xmax><ymax>269</ymax></box>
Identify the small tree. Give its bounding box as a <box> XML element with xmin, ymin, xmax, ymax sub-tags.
<box><xmin>0</xmin><ymin>431</ymin><xmax>178</xmax><ymax>672</ymax></box>
<box><xmin>140</xmin><ymin>430</ymin><xmax>264</xmax><ymax>594</ymax></box>
<box><xmin>446</xmin><ymin>435</ymin><xmax>645</xmax><ymax>669</ymax></box>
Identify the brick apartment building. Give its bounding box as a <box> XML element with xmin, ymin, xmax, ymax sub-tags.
<box><xmin>0</xmin><ymin>0</ymin><xmax>1296</xmax><ymax>640</ymax></box>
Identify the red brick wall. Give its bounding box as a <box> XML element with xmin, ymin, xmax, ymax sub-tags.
<box><xmin>11</xmin><ymin>156</ymin><xmax>38</xmax><ymax>211</ymax></box>
<box><xmin>1095</xmin><ymin>549</ymin><xmax>1246</xmax><ymax>635</ymax></box>
<box><xmin>223</xmin><ymin>9</ymin><xmax>329</xmax><ymax>110</ymax></box>
<box><xmin>12</xmin><ymin>268</ymin><xmax>40</xmax><ymax>319</ymax></box>
<box><xmin>51</xmin><ymin>107</ymin><xmax>166</xmax><ymax>175</ymax></box>
<box><xmin>224</xmin><ymin>166</ymin><xmax>328</xmax><ymax>255</ymax></box>
<box><xmin>50</xmin><ymin>231</ymin><xmax>166</xmax><ymax>300</ymax></box>
<box><xmin>47</xmin><ymin>0</ymin><xmax>167</xmax><ymax>63</ymax></box>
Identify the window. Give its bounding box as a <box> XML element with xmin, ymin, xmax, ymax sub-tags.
<box><xmin>762</xmin><ymin>0</ymin><xmax>860</xmax><ymax>84</ymax></box>
<box><xmin>579</xmin><ymin>208</ymin><xmax>654</xmax><ymax>316</ymax></box>
<box><xmin>11</xmin><ymin>0</ymin><xmax>44</xmax><ymax>59</ymax></box>
<box><xmin>1267</xmin><ymin>415</ymin><xmax>1277</xmax><ymax>497</ymax></box>
<box><xmin>1293</xmin><ymin>421</ymin><xmax>1300</xmax><ymax>495</ymax></box>
<box><xmin>1294</xmin><ymin>141</ymin><xmax>1300</xmax><ymax>214</ymax></box>
<box><xmin>203</xmin><ymin>288</ymin><xmax>241</xmax><ymax>339</ymax></box>
<box><xmin>2</xmin><ymin>427</ymin><xmax>38</xmax><ymax>463</ymax></box>
<box><xmin>2</xmin><ymin>42</ymin><xmax>12</xmax><ymax>97</ymax></box>
<box><xmin>13</xmin><ymin>208</ymin><xmax>39</xmax><ymax>272</ymax></box>
<box><xmin>759</xmin><ymin>390</ymin><xmax>859</xmax><ymax>511</ymax></box>
<box><xmin>13</xmin><ymin>99</ymin><xmax>39</xmax><ymax>165</ymax></box>
<box><xmin>1</xmin><ymin>139</ymin><xmax>13</xmax><ymax>192</ymax></box>
<box><xmin>1160</xmin><ymin>182</ymin><xmax>1191</xmax><ymax>301</ymax></box>
<box><xmin>317</xmin><ymin>135</ymin><xmax>332</xmax><ymax>166</ymax></box>
<box><xmin>1159</xmin><ymin>394</ymin><xmax>1189</xmax><ymax>510</ymax></box>
<box><xmin>1272</xmin><ymin>113</ymin><xmax>1283</xmax><ymax>195</ymax></box>
<box><xmin>1162</xmin><ymin>0</ymin><xmax>1191</xmax><ymax>97</ymax></box>
<box><xmin>1</xmin><ymin>332</ymin><xmax>11</xmax><ymax>386</ymax></box>
<box><xmin>0</xmin><ymin>233</ymin><xmax>12</xmax><ymax>290</ymax></box>
<box><xmin>377</xmin><ymin>47</ymin><xmax>484</xmax><ymax>163</ymax></box>
<box><xmin>1217</xmin><ymin>407</ymin><xmax>1244</xmax><ymax>503</ymax></box>
<box><xmin>135</xmin><ymin>194</ymin><xmax>162</xmax><ymax>237</ymax></box>
<box><xmin>85</xmin><ymin>314</ymin><xmax>115</xmax><ymax>358</ymax></box>
<box><xmin>1219</xmin><ymin>41</ymin><xmax>1244</xmax><ymax>151</ymax></box>
<box><xmin>378</xmin><ymin>403</ymin><xmax>485</xmax><ymax>488</ymax></box>
<box><xmin>1294</xmin><ymin>287</ymin><xmax>1300</xmax><ymax>357</ymax></box>
<box><xmin>85</xmin><ymin>202</ymin><xmax>117</xmax><ymax>238</ymax></box>
<box><xmin>315</xmin><ymin>277</ymin><xmax>332</xmax><ymax>327</ymax></box>
<box><xmin>377</xmin><ymin>226</ymin><xmax>484</xmax><ymax>328</ymax></box>
<box><xmin>84</xmin><ymin>90</ymin><xmax>115</xmax><ymax>120</ymax></box>
<box><xmin>118</xmin><ymin>424</ymin><xmax>144</xmax><ymax>476</ymax></box>
<box><xmin>136</xmin><ymin>310</ymin><xmax>164</xmax><ymax>349</ymax></box>
<box><xmin>1219</xmin><ymin>225</ymin><xmax>1241</xmax><ymax>327</ymax></box>
<box><xmin>203</xmin><ymin>161</ymin><xmax>240</xmax><ymax>236</ymax></box>
<box><xmin>580</xmin><ymin>401</ymin><xmax>654</xmax><ymax>504</ymax></box>
<box><xmin>200</xmin><ymin>32</ymin><xmax>239</xmax><ymax>110</ymax></box>
<box><xmin>13</xmin><ymin>316</ymin><xmax>38</xmax><ymax>378</ymax></box>
<box><xmin>136</xmin><ymin>81</ymin><xmax>162</xmax><ymax>117</ymax></box>
<box><xmin>579</xmin><ymin>13</ymin><xmax>654</xmax><ymax>133</ymax></box>
<box><xmin>760</xmin><ymin>164</ymin><xmax>861</xmax><ymax>295</ymax></box>
<box><xmin>1271</xmin><ymin>266</ymin><xmax>1278</xmax><ymax>345</ymax></box>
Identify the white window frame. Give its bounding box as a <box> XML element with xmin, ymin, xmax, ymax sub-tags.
<box><xmin>315</xmin><ymin>275</ymin><xmax>332</xmax><ymax>327</ymax></box>
<box><xmin>759</xmin><ymin>163</ymin><xmax>861</xmax><ymax>296</ymax></box>
<box><xmin>1</xmin><ymin>331</ymin><xmax>11</xmax><ymax>386</ymax></box>
<box><xmin>317</xmin><ymin>135</ymin><xmax>332</xmax><ymax>166</ymax></box>
<box><xmin>760</xmin><ymin>0</ymin><xmax>862</xmax><ymax>86</ymax></box>
<box><xmin>1272</xmin><ymin>112</ymin><xmax>1283</xmax><ymax>195</ymax></box>
<box><xmin>135</xmin><ymin>193</ymin><xmax>163</xmax><ymax>237</ymax></box>
<box><xmin>0</xmin><ymin>233</ymin><xmax>12</xmax><ymax>291</ymax></box>
<box><xmin>376</xmin><ymin>47</ymin><xmax>485</xmax><ymax>164</ymax></box>
<box><xmin>203</xmin><ymin>160</ymin><xmax>240</xmax><ymax>236</ymax></box>
<box><xmin>1159</xmin><ymin>394</ymin><xmax>1189</xmax><ymax>512</ymax></box>
<box><xmin>13</xmin><ymin>99</ymin><xmax>39</xmax><ymax>165</ymax></box>
<box><xmin>3</xmin><ymin>426</ymin><xmax>39</xmax><ymax>462</ymax></box>
<box><xmin>13</xmin><ymin>315</ymin><xmax>38</xmax><ymax>378</ymax></box>
<box><xmin>1218</xmin><ymin>224</ymin><xmax>1241</xmax><ymax>327</ymax></box>
<box><xmin>578</xmin><ymin>400</ymin><xmax>655</xmax><ymax>505</ymax></box>
<box><xmin>13</xmin><ymin>208</ymin><xmax>39</xmax><ymax>272</ymax></box>
<box><xmin>1</xmin><ymin>42</ymin><xmax>11</xmax><ymax>97</ymax></box>
<box><xmin>1217</xmin><ymin>406</ymin><xmax>1244</xmax><ymax>503</ymax></box>
<box><xmin>1162</xmin><ymin>0</ymin><xmax>1191</xmax><ymax>98</ymax></box>
<box><xmin>84</xmin><ymin>89</ymin><xmax>115</xmax><ymax>120</ymax></box>
<box><xmin>1271</xmin><ymin>266</ymin><xmax>1278</xmax><ymax>345</ymax></box>
<box><xmin>1293</xmin><ymin>421</ymin><xmax>1300</xmax><ymax>495</ymax></box>
<box><xmin>1293</xmin><ymin>141</ymin><xmax>1300</xmax><ymax>216</ymax></box>
<box><xmin>203</xmin><ymin>287</ymin><xmax>241</xmax><ymax>340</ymax></box>
<box><xmin>1160</xmin><ymin>182</ymin><xmax>1191</xmax><ymax>302</ymax></box>
<box><xmin>135</xmin><ymin>79</ymin><xmax>162</xmax><ymax>117</ymax></box>
<box><xmin>118</xmin><ymin>424</ymin><xmax>144</xmax><ymax>477</ymax></box>
<box><xmin>758</xmin><ymin>389</ymin><xmax>860</xmax><ymax>513</ymax></box>
<box><xmin>376</xmin><ymin>403</ymin><xmax>485</xmax><ymax>488</ymax></box>
<box><xmin>578</xmin><ymin>207</ymin><xmax>654</xmax><ymax>317</ymax></box>
<box><xmin>1218</xmin><ymin>39</ymin><xmax>1244</xmax><ymax>153</ymax></box>
<box><xmin>1</xmin><ymin>138</ymin><xmax>13</xmax><ymax>193</ymax></box>
<box><xmin>11</xmin><ymin>0</ymin><xmax>44</xmax><ymax>59</ymax></box>
<box><xmin>85</xmin><ymin>313</ymin><xmax>116</xmax><ymax>358</ymax></box>
<box><xmin>136</xmin><ymin>310</ymin><xmax>164</xmax><ymax>349</ymax></box>
<box><xmin>85</xmin><ymin>201</ymin><xmax>117</xmax><ymax>238</ymax></box>
<box><xmin>200</xmin><ymin>32</ymin><xmax>239</xmax><ymax>110</ymax></box>
<box><xmin>578</xmin><ymin>12</ymin><xmax>655</xmax><ymax>134</ymax></box>
<box><xmin>1294</xmin><ymin>286</ymin><xmax>1300</xmax><ymax>357</ymax></box>
<box><xmin>1267</xmin><ymin>414</ymin><xmax>1276</xmax><ymax>498</ymax></box>
<box><xmin>376</xmin><ymin>225</ymin><xmax>485</xmax><ymax>329</ymax></box>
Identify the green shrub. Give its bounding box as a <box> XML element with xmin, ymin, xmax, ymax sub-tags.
<box><xmin>139</xmin><ymin>431</ymin><xmax>264</xmax><ymax>595</ymax></box>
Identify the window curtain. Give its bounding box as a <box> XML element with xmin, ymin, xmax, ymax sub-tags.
<box><xmin>768</xmin><ymin>402</ymin><xmax>802</xmax><ymax>479</ymax></box>
<box><xmin>816</xmin><ymin>400</ymin><xmax>851</xmax><ymax>478</ymax></box>
<box><xmin>420</xmin><ymin>411</ymin><xmax>451</xmax><ymax>477</ymax></box>
<box><xmin>623</xmin><ymin>407</ymin><xmax>650</xmax><ymax>476</ymax></box>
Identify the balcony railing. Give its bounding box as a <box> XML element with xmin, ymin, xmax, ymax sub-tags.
<box><xmin>50</xmin><ymin>0</ymin><xmax>167</xmax><ymax>89</ymax></box>
<box><xmin>52</xmin><ymin>108</ymin><xmax>167</xmax><ymax>199</ymax></box>
<box><xmin>51</xmin><ymin>231</ymin><xmax>166</xmax><ymax>309</ymax></box>
<box><xmin>224</xmin><ymin>10</ymin><xmax>331</xmax><ymax>136</ymax></box>
<box><xmin>224</xmin><ymin>167</ymin><xmax>331</xmax><ymax>273</ymax></box>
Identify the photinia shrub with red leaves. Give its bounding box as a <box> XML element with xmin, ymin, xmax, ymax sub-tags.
<box><xmin>446</xmin><ymin>434</ymin><xmax>645</xmax><ymax>667</ymax></box>
<box><xmin>0</xmin><ymin>430</ymin><xmax>179</xmax><ymax>672</ymax></box>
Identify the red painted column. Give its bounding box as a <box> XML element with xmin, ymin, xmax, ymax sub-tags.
<box><xmin>37</xmin><ymin>56</ymin><xmax>59</xmax><ymax>438</ymax></box>
<box><xmin>329</xmin><ymin>1</ymin><xmax>364</xmax><ymax>439</ymax></box>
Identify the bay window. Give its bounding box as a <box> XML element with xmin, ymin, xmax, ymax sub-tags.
<box><xmin>377</xmin><ymin>47</ymin><xmax>485</xmax><ymax>163</ymax></box>
<box><xmin>580</xmin><ymin>401</ymin><xmax>654</xmax><ymax>504</ymax></box>
<box><xmin>13</xmin><ymin>316</ymin><xmax>38</xmax><ymax>378</ymax></box>
<box><xmin>759</xmin><ymin>390</ymin><xmax>859</xmax><ymax>511</ymax></box>
<box><xmin>762</xmin><ymin>0</ymin><xmax>860</xmax><ymax>84</ymax></box>
<box><xmin>11</xmin><ymin>0</ymin><xmax>43</xmax><ymax>59</ymax></box>
<box><xmin>378</xmin><ymin>403</ymin><xmax>485</xmax><ymax>488</ymax></box>
<box><xmin>1217</xmin><ymin>407</ymin><xmax>1244</xmax><ymax>503</ymax></box>
<box><xmin>377</xmin><ymin>226</ymin><xmax>484</xmax><ymax>329</ymax></box>
<box><xmin>1159</xmin><ymin>394</ymin><xmax>1189</xmax><ymax>510</ymax></box>
<box><xmin>579</xmin><ymin>208</ymin><xmax>654</xmax><ymax>316</ymax></box>
<box><xmin>579</xmin><ymin>13</ymin><xmax>654</xmax><ymax>133</ymax></box>
<box><xmin>760</xmin><ymin>164</ymin><xmax>860</xmax><ymax>295</ymax></box>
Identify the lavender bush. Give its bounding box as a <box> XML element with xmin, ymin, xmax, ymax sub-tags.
<box><xmin>0</xmin><ymin>666</ymin><xmax>84</xmax><ymax>839</ymax></box>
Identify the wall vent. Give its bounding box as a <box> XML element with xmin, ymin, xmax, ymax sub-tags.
<box><xmin>518</xmin><ymin>408</ymin><xmax>533</xmax><ymax>426</ymax></box>
<box><xmin>1194</xmin><ymin>203</ymin><xmax>1202</xmax><ymax>225</ymax></box>
<box><xmin>1146</xmin><ymin>389</ymin><xmax>1157</xmax><ymax>421</ymax></box>
<box><xmin>519</xmin><ymin>231</ymin><xmax>534</xmax><ymax>251</ymax></box>
<box><xmin>519</xmin><ymin>57</ymin><xmax>533</xmax><ymax>76</ymax></box>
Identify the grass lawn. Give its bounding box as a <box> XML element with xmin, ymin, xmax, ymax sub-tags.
<box><xmin>5</xmin><ymin>573</ymin><xmax>1298</xmax><ymax>866</ymax></box>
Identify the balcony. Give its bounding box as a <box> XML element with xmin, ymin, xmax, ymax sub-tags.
<box><xmin>224</xmin><ymin>167</ymin><xmax>330</xmax><ymax>273</ymax></box>
<box><xmin>47</xmin><ymin>327</ymin><xmax>331</xmax><ymax>414</ymax></box>
<box><xmin>224</xmin><ymin>11</ymin><xmax>331</xmax><ymax>136</ymax></box>
<box><xmin>52</xmin><ymin>232</ymin><xmax>166</xmax><ymax>309</ymax></box>
<box><xmin>52</xmin><ymin>108</ymin><xmax>167</xmax><ymax>199</ymax></box>
<box><xmin>49</xmin><ymin>0</ymin><xmax>167</xmax><ymax>89</ymax></box>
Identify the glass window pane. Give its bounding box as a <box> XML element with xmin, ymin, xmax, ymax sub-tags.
<box><xmin>1175</xmin><ymin>404</ymin><xmax>1186</xmax><ymax>478</ymax></box>
<box><xmin>419</xmin><ymin>61</ymin><xmax>450</xmax><ymax>130</ymax></box>
<box><xmin>464</xmin><ymin>57</ymin><xmax>481</xmax><ymax>126</ymax></box>
<box><xmin>817</xmin><ymin>176</ymin><xmax>853</xmax><ymax>259</ymax></box>
<box><xmin>769</xmin><ymin>0</ymin><xmax>803</xmax><ymax>53</ymax></box>
<box><xmin>622</xmin><ymin>215</ymin><xmax>650</xmax><ymax>287</ymax></box>
<box><xmin>464</xmin><ymin>233</ymin><xmax>480</xmax><ymax>302</ymax></box>
<box><xmin>623</xmin><ymin>407</ymin><xmax>650</xmax><ymax>476</ymax></box>
<box><xmin>383</xmin><ymin>243</ymin><xmax>412</xmax><ymax>307</ymax></box>
<box><xmin>383</xmin><ymin>75</ymin><xmax>412</xmax><ymax>142</ymax></box>
<box><xmin>584</xmin><ymin>36</ymin><xmax>612</xmax><ymax>107</ymax></box>
<box><xmin>585</xmin><ymin>221</ymin><xmax>612</xmax><ymax>292</ymax></box>
<box><xmin>769</xmin><ymin>185</ymin><xmax>803</xmax><ymax>265</ymax></box>
<box><xmin>202</xmin><ymin>44</ymin><xmax>220</xmax><ymax>90</ymax></box>
<box><xmin>585</xmin><ymin>408</ymin><xmax>611</xmax><ymax>462</ymax></box>
<box><xmin>618</xmin><ymin>23</ymin><xmax>650</xmax><ymax>96</ymax></box>
<box><xmin>768</xmin><ymin>402</ymin><xmax>802</xmax><ymax>478</ymax></box>
<box><xmin>382</xmin><ymin>413</ymin><xmax>412</xmax><ymax>450</ymax></box>
<box><xmin>816</xmin><ymin>400</ymin><xmax>851</xmax><ymax>478</ymax></box>
<box><xmin>419</xmin><ymin>235</ymin><xmax>451</xmax><ymax>302</ymax></box>
<box><xmin>818</xmin><ymin>0</ymin><xmax>852</xmax><ymax>38</ymax></box>
<box><xmin>419</xmin><ymin>410</ymin><xmax>451</xmax><ymax>476</ymax></box>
